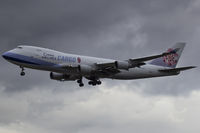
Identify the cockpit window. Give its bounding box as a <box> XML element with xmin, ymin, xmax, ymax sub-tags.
<box><xmin>17</xmin><ymin>46</ymin><xmax>23</xmax><ymax>49</ymax></box>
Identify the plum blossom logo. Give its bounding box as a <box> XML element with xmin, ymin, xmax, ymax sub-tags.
<box><xmin>163</xmin><ymin>48</ymin><xmax>178</xmax><ymax>66</ymax></box>
<box><xmin>77</xmin><ymin>57</ymin><xmax>81</xmax><ymax>63</ymax></box>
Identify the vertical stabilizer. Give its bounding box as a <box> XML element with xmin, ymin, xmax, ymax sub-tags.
<box><xmin>150</xmin><ymin>42</ymin><xmax>186</xmax><ymax>68</ymax></box>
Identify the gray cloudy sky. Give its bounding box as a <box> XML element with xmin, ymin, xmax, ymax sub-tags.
<box><xmin>0</xmin><ymin>0</ymin><xmax>200</xmax><ymax>133</ymax></box>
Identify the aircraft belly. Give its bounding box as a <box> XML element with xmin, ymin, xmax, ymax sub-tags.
<box><xmin>8</xmin><ymin>60</ymin><xmax>68</xmax><ymax>73</ymax></box>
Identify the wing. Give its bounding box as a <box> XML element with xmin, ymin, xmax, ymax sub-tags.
<box><xmin>95</xmin><ymin>62</ymin><xmax>120</xmax><ymax>75</ymax></box>
<box><xmin>128</xmin><ymin>51</ymin><xmax>174</xmax><ymax>67</ymax></box>
<box><xmin>57</xmin><ymin>63</ymin><xmax>79</xmax><ymax>68</ymax></box>
<box><xmin>55</xmin><ymin>63</ymin><xmax>80</xmax><ymax>73</ymax></box>
<box><xmin>95</xmin><ymin>51</ymin><xmax>173</xmax><ymax>74</ymax></box>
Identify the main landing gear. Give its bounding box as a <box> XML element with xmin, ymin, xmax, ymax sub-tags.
<box><xmin>77</xmin><ymin>77</ymin><xmax>102</xmax><ymax>87</ymax></box>
<box><xmin>20</xmin><ymin>66</ymin><xmax>25</xmax><ymax>76</ymax></box>
<box><xmin>88</xmin><ymin>80</ymin><xmax>101</xmax><ymax>86</ymax></box>
<box><xmin>77</xmin><ymin>78</ymin><xmax>84</xmax><ymax>87</ymax></box>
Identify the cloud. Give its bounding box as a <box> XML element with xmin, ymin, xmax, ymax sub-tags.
<box><xmin>0</xmin><ymin>0</ymin><xmax>199</xmax><ymax>133</ymax></box>
<box><xmin>0</xmin><ymin>83</ymin><xmax>200</xmax><ymax>133</ymax></box>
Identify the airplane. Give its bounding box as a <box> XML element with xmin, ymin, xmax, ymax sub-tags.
<box><xmin>2</xmin><ymin>42</ymin><xmax>196</xmax><ymax>87</ymax></box>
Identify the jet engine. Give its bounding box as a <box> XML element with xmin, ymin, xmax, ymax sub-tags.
<box><xmin>50</xmin><ymin>72</ymin><xmax>77</xmax><ymax>81</ymax></box>
<box><xmin>115</xmin><ymin>61</ymin><xmax>130</xmax><ymax>70</ymax></box>
<box><xmin>78</xmin><ymin>65</ymin><xmax>93</xmax><ymax>75</ymax></box>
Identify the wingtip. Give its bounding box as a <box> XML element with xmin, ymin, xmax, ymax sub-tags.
<box><xmin>176</xmin><ymin>42</ymin><xmax>186</xmax><ymax>45</ymax></box>
<box><xmin>187</xmin><ymin>66</ymin><xmax>197</xmax><ymax>70</ymax></box>
<box><xmin>191</xmin><ymin>66</ymin><xmax>197</xmax><ymax>68</ymax></box>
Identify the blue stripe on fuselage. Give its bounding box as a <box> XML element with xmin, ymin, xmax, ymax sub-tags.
<box><xmin>3</xmin><ymin>52</ymin><xmax>56</xmax><ymax>66</ymax></box>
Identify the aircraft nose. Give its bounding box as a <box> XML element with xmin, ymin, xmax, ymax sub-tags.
<box><xmin>2</xmin><ymin>52</ymin><xmax>10</xmax><ymax>60</ymax></box>
<box><xmin>2</xmin><ymin>52</ymin><xmax>7</xmax><ymax>59</ymax></box>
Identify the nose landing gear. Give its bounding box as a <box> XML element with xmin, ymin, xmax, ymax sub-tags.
<box><xmin>20</xmin><ymin>66</ymin><xmax>25</xmax><ymax>76</ymax></box>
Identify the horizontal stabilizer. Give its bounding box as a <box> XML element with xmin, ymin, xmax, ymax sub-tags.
<box><xmin>159</xmin><ymin>66</ymin><xmax>196</xmax><ymax>73</ymax></box>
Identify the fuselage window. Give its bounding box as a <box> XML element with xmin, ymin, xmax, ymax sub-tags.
<box><xmin>36</xmin><ymin>49</ymin><xmax>42</xmax><ymax>52</ymax></box>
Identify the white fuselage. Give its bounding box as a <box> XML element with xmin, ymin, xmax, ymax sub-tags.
<box><xmin>2</xmin><ymin>45</ymin><xmax>178</xmax><ymax>80</ymax></box>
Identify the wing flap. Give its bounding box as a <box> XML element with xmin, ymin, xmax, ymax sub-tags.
<box><xmin>95</xmin><ymin>62</ymin><xmax>116</xmax><ymax>69</ymax></box>
<box><xmin>95</xmin><ymin>62</ymin><xmax>120</xmax><ymax>75</ymax></box>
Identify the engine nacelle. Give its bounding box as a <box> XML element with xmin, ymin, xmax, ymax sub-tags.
<box><xmin>78</xmin><ymin>65</ymin><xmax>93</xmax><ymax>75</ymax></box>
<box><xmin>50</xmin><ymin>72</ymin><xmax>77</xmax><ymax>81</ymax></box>
<box><xmin>115</xmin><ymin>61</ymin><xmax>130</xmax><ymax>70</ymax></box>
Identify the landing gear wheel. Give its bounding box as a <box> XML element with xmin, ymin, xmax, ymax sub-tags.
<box><xmin>88</xmin><ymin>80</ymin><xmax>101</xmax><ymax>86</ymax></box>
<box><xmin>77</xmin><ymin>77</ymin><xmax>84</xmax><ymax>87</ymax></box>
<box><xmin>77</xmin><ymin>79</ymin><xmax>81</xmax><ymax>84</ymax></box>
<box><xmin>96</xmin><ymin>80</ymin><xmax>101</xmax><ymax>85</ymax></box>
<box><xmin>20</xmin><ymin>71</ymin><xmax>25</xmax><ymax>76</ymax></box>
<box><xmin>88</xmin><ymin>81</ymin><xmax>93</xmax><ymax>85</ymax></box>
<box><xmin>79</xmin><ymin>83</ymin><xmax>84</xmax><ymax>87</ymax></box>
<box><xmin>92</xmin><ymin>82</ymin><xmax>96</xmax><ymax>86</ymax></box>
<box><xmin>20</xmin><ymin>66</ymin><xmax>25</xmax><ymax>76</ymax></box>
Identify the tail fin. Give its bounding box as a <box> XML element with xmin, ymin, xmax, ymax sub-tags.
<box><xmin>150</xmin><ymin>42</ymin><xmax>186</xmax><ymax>68</ymax></box>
